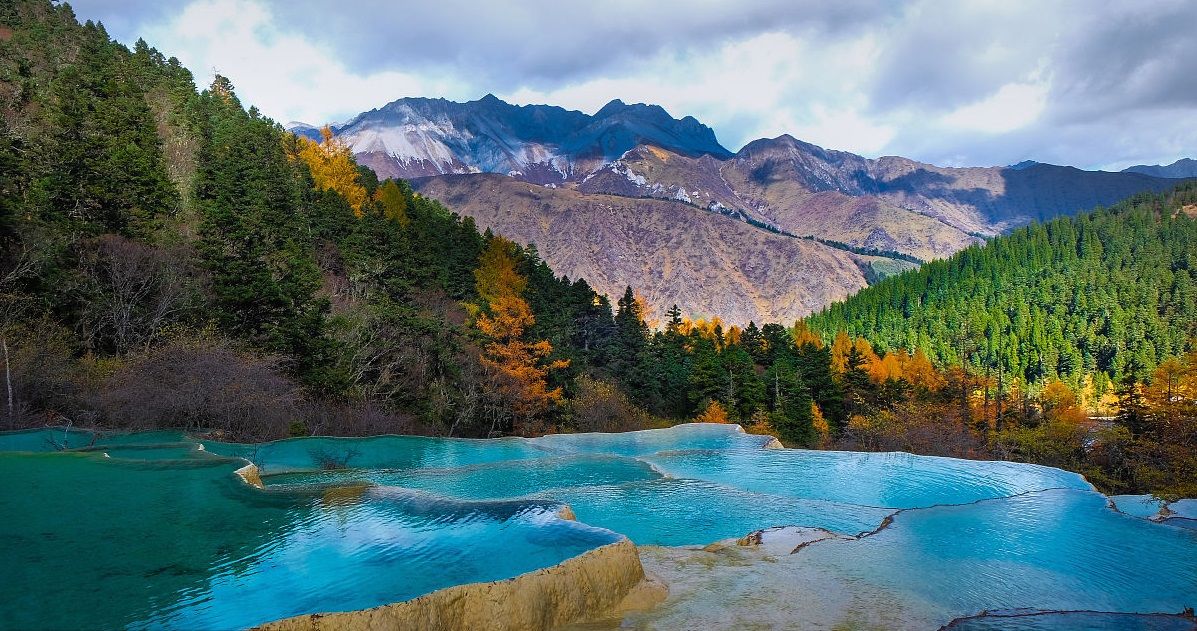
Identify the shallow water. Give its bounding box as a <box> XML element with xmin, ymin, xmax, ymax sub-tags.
<box><xmin>1</xmin><ymin>424</ymin><xmax>1195</xmax><ymax>630</ymax></box>
<box><xmin>795</xmin><ymin>489</ymin><xmax>1197</xmax><ymax>618</ymax></box>
<box><xmin>944</xmin><ymin>610</ymin><xmax>1197</xmax><ymax>630</ymax></box>
<box><xmin>1111</xmin><ymin>494</ymin><xmax>1168</xmax><ymax>519</ymax></box>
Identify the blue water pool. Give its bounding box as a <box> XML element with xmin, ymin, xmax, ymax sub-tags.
<box><xmin>1</xmin><ymin>423</ymin><xmax>1194</xmax><ymax>629</ymax></box>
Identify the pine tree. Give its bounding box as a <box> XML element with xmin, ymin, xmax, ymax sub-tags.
<box><xmin>688</xmin><ymin>332</ymin><xmax>725</xmax><ymax>410</ymax></box>
<box><xmin>741</xmin><ymin>321</ymin><xmax>765</xmax><ymax>363</ymax></box>
<box><xmin>723</xmin><ymin>343</ymin><xmax>764</xmax><ymax>419</ymax></box>
<box><xmin>766</xmin><ymin>356</ymin><xmax>815</xmax><ymax>445</ymax></box>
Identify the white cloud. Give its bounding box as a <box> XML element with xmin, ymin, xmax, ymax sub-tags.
<box><xmin>137</xmin><ymin>0</ymin><xmax>471</xmax><ymax>125</ymax></box>
<box><xmin>942</xmin><ymin>80</ymin><xmax>1050</xmax><ymax>134</ymax></box>
<box><xmin>503</xmin><ymin>31</ymin><xmax>890</xmax><ymax>152</ymax></box>
<box><xmin>79</xmin><ymin>0</ymin><xmax>1197</xmax><ymax>169</ymax></box>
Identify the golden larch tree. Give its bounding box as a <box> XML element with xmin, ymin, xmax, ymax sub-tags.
<box><xmin>791</xmin><ymin>321</ymin><xmax>824</xmax><ymax>348</ymax></box>
<box><xmin>296</xmin><ymin>126</ymin><xmax>368</xmax><ymax>216</ymax></box>
<box><xmin>634</xmin><ymin>291</ymin><xmax>659</xmax><ymax>330</ymax></box>
<box><xmin>901</xmin><ymin>348</ymin><xmax>943</xmax><ymax>390</ymax></box>
<box><xmin>811</xmin><ymin>403</ymin><xmax>830</xmax><ymax>447</ymax></box>
<box><xmin>830</xmin><ymin>331</ymin><xmax>853</xmax><ymax>374</ymax></box>
<box><xmin>473</xmin><ymin>237</ymin><xmax>568</xmax><ymax>434</ymax></box>
<box><xmin>373</xmin><ymin>180</ymin><xmax>410</xmax><ymax>227</ymax></box>
<box><xmin>695</xmin><ymin>400</ymin><xmax>730</xmax><ymax>424</ymax></box>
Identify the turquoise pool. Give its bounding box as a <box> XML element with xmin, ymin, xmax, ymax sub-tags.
<box><xmin>1</xmin><ymin>424</ymin><xmax>1194</xmax><ymax>629</ymax></box>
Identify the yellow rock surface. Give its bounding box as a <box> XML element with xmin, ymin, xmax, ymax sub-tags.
<box><xmin>256</xmin><ymin>539</ymin><xmax>648</xmax><ymax>631</ymax></box>
<box><xmin>557</xmin><ymin>504</ymin><xmax>578</xmax><ymax>521</ymax></box>
<box><xmin>234</xmin><ymin>463</ymin><xmax>264</xmax><ymax>489</ymax></box>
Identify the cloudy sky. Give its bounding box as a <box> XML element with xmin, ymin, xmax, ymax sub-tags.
<box><xmin>70</xmin><ymin>0</ymin><xmax>1195</xmax><ymax>170</ymax></box>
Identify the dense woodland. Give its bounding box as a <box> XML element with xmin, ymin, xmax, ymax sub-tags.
<box><xmin>1</xmin><ymin>1</ymin><xmax>1194</xmax><ymax>496</ymax></box>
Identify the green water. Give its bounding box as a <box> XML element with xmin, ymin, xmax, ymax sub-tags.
<box><xmin>0</xmin><ymin>432</ymin><xmax>616</xmax><ymax>630</ymax></box>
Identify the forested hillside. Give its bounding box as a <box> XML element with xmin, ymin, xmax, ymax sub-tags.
<box><xmin>1</xmin><ymin>1</ymin><xmax>1193</xmax><ymax>496</ymax></box>
<box><xmin>0</xmin><ymin>1</ymin><xmax>617</xmax><ymax>438</ymax></box>
<box><xmin>808</xmin><ymin>187</ymin><xmax>1197</xmax><ymax>389</ymax></box>
<box><xmin>807</xmin><ymin>187</ymin><xmax>1197</xmax><ymax>495</ymax></box>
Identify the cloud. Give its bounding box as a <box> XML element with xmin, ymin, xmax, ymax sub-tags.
<box><xmin>867</xmin><ymin>1</ymin><xmax>1061</xmax><ymax>114</ymax></box>
<box><xmin>127</xmin><ymin>0</ymin><xmax>472</xmax><ymax>125</ymax></box>
<box><xmin>1048</xmin><ymin>0</ymin><xmax>1197</xmax><ymax>121</ymax></box>
<box><xmin>272</xmin><ymin>0</ymin><xmax>897</xmax><ymax>89</ymax></box>
<box><xmin>942</xmin><ymin>80</ymin><xmax>1050</xmax><ymax>134</ymax></box>
<box><xmin>502</xmin><ymin>31</ymin><xmax>889</xmax><ymax>152</ymax></box>
<box><xmin>69</xmin><ymin>0</ymin><xmax>1197</xmax><ymax>170</ymax></box>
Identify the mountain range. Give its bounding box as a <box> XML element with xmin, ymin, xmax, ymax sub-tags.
<box><xmin>291</xmin><ymin>94</ymin><xmax>729</xmax><ymax>183</ymax></box>
<box><xmin>289</xmin><ymin>96</ymin><xmax>1190</xmax><ymax>324</ymax></box>
<box><xmin>1123</xmin><ymin>158</ymin><xmax>1197</xmax><ymax>179</ymax></box>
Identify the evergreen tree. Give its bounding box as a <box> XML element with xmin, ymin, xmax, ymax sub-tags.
<box><xmin>765</xmin><ymin>356</ymin><xmax>815</xmax><ymax>445</ymax></box>
<box><xmin>723</xmin><ymin>343</ymin><xmax>764</xmax><ymax>419</ymax></box>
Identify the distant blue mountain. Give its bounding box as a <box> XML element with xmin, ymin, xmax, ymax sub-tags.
<box><xmin>1123</xmin><ymin>158</ymin><xmax>1197</xmax><ymax>178</ymax></box>
<box><xmin>285</xmin><ymin>121</ymin><xmax>323</xmax><ymax>142</ymax></box>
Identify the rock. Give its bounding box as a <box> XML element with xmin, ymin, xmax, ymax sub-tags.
<box><xmin>255</xmin><ymin>539</ymin><xmax>648</xmax><ymax>631</ymax></box>
<box><xmin>735</xmin><ymin>526</ymin><xmax>844</xmax><ymax>555</ymax></box>
<box><xmin>234</xmin><ymin>463</ymin><xmax>264</xmax><ymax>489</ymax></box>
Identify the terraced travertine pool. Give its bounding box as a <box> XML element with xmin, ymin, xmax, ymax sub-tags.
<box><xmin>1</xmin><ymin>424</ymin><xmax>1194</xmax><ymax>630</ymax></box>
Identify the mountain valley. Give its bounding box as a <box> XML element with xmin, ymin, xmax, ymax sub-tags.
<box><xmin>297</xmin><ymin>95</ymin><xmax>1189</xmax><ymax>322</ymax></box>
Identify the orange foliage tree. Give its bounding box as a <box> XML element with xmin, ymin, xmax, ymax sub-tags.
<box><xmin>1040</xmin><ymin>379</ymin><xmax>1088</xmax><ymax>426</ymax></box>
<box><xmin>811</xmin><ymin>403</ymin><xmax>830</xmax><ymax>447</ymax></box>
<box><xmin>473</xmin><ymin>237</ymin><xmax>568</xmax><ymax>435</ymax></box>
<box><xmin>899</xmin><ymin>348</ymin><xmax>942</xmax><ymax>391</ymax></box>
<box><xmin>1144</xmin><ymin>356</ymin><xmax>1197</xmax><ymax>443</ymax></box>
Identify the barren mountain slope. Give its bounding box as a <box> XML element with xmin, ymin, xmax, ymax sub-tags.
<box><xmin>578</xmin><ymin>144</ymin><xmax>978</xmax><ymax>261</ymax></box>
<box><xmin>412</xmin><ymin>175</ymin><xmax>903</xmax><ymax>324</ymax></box>
<box><xmin>575</xmin><ymin>136</ymin><xmax>1184</xmax><ymax>261</ymax></box>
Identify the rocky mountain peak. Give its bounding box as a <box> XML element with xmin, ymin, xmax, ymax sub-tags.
<box><xmin>322</xmin><ymin>94</ymin><xmax>731</xmax><ymax>180</ymax></box>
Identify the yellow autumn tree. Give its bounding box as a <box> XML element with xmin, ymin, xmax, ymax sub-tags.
<box><xmin>634</xmin><ymin>291</ymin><xmax>659</xmax><ymax>330</ymax></box>
<box><xmin>743</xmin><ymin>409</ymin><xmax>779</xmax><ymax>438</ymax></box>
<box><xmin>296</xmin><ymin>126</ymin><xmax>368</xmax><ymax>216</ymax></box>
<box><xmin>475</xmin><ymin>236</ymin><xmax>526</xmax><ymax>304</ymax></box>
<box><xmin>683</xmin><ymin>317</ymin><xmax>727</xmax><ymax>348</ymax></box>
<box><xmin>830</xmin><ymin>331</ymin><xmax>852</xmax><ymax>374</ymax></box>
<box><xmin>1145</xmin><ymin>357</ymin><xmax>1197</xmax><ymax>441</ymax></box>
<box><xmin>900</xmin><ymin>348</ymin><xmax>943</xmax><ymax>391</ymax></box>
<box><xmin>811</xmin><ymin>402</ymin><xmax>830</xmax><ymax>447</ymax></box>
<box><xmin>1040</xmin><ymin>379</ymin><xmax>1088</xmax><ymax>426</ymax></box>
<box><xmin>473</xmin><ymin>237</ymin><xmax>568</xmax><ymax>435</ymax></box>
<box><xmin>373</xmin><ymin>180</ymin><xmax>409</xmax><ymax>227</ymax></box>
<box><xmin>851</xmin><ymin>338</ymin><xmax>885</xmax><ymax>382</ymax></box>
<box><xmin>872</xmin><ymin>351</ymin><xmax>905</xmax><ymax>383</ymax></box>
<box><xmin>695</xmin><ymin>400</ymin><xmax>730</xmax><ymax>424</ymax></box>
<box><xmin>791</xmin><ymin>321</ymin><xmax>823</xmax><ymax>348</ymax></box>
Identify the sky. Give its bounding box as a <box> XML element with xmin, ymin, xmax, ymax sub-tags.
<box><xmin>69</xmin><ymin>0</ymin><xmax>1197</xmax><ymax>171</ymax></box>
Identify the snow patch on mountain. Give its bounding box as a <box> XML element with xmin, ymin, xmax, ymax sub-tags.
<box><xmin>315</xmin><ymin>95</ymin><xmax>730</xmax><ymax>181</ymax></box>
